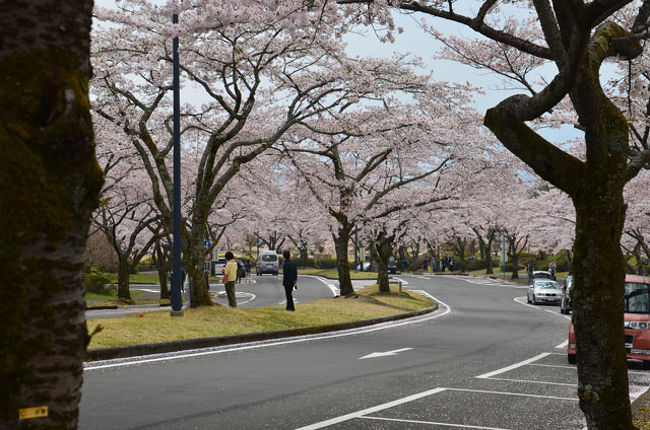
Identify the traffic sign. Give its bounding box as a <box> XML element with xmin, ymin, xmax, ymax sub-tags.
<box><xmin>204</xmin><ymin>240</ymin><xmax>210</xmax><ymax>250</ymax></box>
<box><xmin>205</xmin><ymin>252</ymin><xmax>212</xmax><ymax>262</ymax></box>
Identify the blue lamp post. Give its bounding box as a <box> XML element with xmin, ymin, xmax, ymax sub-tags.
<box><xmin>170</xmin><ymin>12</ymin><xmax>184</xmax><ymax>316</ymax></box>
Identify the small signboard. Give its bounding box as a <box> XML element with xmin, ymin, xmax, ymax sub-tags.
<box><xmin>205</xmin><ymin>252</ymin><xmax>212</xmax><ymax>262</ymax></box>
<box><xmin>19</xmin><ymin>406</ymin><xmax>48</xmax><ymax>420</ymax></box>
<box><xmin>204</xmin><ymin>240</ymin><xmax>210</xmax><ymax>250</ymax></box>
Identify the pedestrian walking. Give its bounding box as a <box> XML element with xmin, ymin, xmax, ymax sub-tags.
<box><xmin>282</xmin><ymin>250</ymin><xmax>298</xmax><ymax>311</ymax></box>
<box><xmin>449</xmin><ymin>257</ymin><xmax>455</xmax><ymax>272</ymax></box>
<box><xmin>423</xmin><ymin>258</ymin><xmax>428</xmax><ymax>273</ymax></box>
<box><xmin>526</xmin><ymin>262</ymin><xmax>534</xmax><ymax>284</ymax></box>
<box><xmin>223</xmin><ymin>251</ymin><xmax>238</xmax><ymax>307</ymax></box>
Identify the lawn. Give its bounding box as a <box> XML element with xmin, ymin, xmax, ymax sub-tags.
<box><xmin>86</xmin><ymin>284</ymin><xmax>434</xmax><ymax>349</ymax></box>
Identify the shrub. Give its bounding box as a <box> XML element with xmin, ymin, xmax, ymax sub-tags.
<box><xmin>84</xmin><ymin>272</ymin><xmax>112</xmax><ymax>294</ymax></box>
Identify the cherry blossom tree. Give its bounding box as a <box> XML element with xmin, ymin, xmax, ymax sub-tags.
<box><xmin>0</xmin><ymin>1</ymin><xmax>103</xmax><ymax>428</ymax></box>
<box><xmin>338</xmin><ymin>1</ymin><xmax>650</xmax><ymax>426</ymax></box>
<box><xmin>92</xmin><ymin>0</ymin><xmax>393</xmax><ymax>306</ymax></box>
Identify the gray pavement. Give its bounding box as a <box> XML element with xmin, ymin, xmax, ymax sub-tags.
<box><xmin>79</xmin><ymin>274</ymin><xmax>647</xmax><ymax>429</ymax></box>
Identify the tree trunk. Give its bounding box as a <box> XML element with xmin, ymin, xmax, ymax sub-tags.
<box><xmin>334</xmin><ymin>227</ymin><xmax>354</xmax><ymax>296</ymax></box>
<box><xmin>573</xmin><ymin>180</ymin><xmax>631</xmax><ymax>427</ymax></box>
<box><xmin>0</xmin><ymin>1</ymin><xmax>103</xmax><ymax>427</ymax></box>
<box><xmin>185</xmin><ymin>237</ymin><xmax>213</xmax><ymax>307</ymax></box>
<box><xmin>117</xmin><ymin>257</ymin><xmax>133</xmax><ymax>303</ymax></box>
<box><xmin>483</xmin><ymin>21</ymin><xmax>640</xmax><ymax>428</ymax></box>
<box><xmin>369</xmin><ymin>233</ymin><xmax>393</xmax><ymax>293</ymax></box>
<box><xmin>153</xmin><ymin>241</ymin><xmax>171</xmax><ymax>300</ymax></box>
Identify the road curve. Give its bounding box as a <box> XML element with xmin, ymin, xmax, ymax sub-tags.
<box><xmin>80</xmin><ymin>274</ymin><xmax>650</xmax><ymax>429</ymax></box>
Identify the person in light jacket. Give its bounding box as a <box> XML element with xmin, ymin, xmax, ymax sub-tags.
<box><xmin>282</xmin><ymin>250</ymin><xmax>298</xmax><ymax>311</ymax></box>
<box><xmin>223</xmin><ymin>251</ymin><xmax>238</xmax><ymax>307</ymax></box>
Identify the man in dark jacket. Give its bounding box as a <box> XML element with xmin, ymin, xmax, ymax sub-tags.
<box><xmin>282</xmin><ymin>250</ymin><xmax>298</xmax><ymax>311</ymax></box>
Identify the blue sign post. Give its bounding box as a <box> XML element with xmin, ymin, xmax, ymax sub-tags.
<box><xmin>204</xmin><ymin>240</ymin><xmax>210</xmax><ymax>250</ymax></box>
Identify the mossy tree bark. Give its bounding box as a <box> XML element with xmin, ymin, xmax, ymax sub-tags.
<box><xmin>484</xmin><ymin>22</ymin><xmax>642</xmax><ymax>430</ymax></box>
<box><xmin>0</xmin><ymin>1</ymin><xmax>103</xmax><ymax>428</ymax></box>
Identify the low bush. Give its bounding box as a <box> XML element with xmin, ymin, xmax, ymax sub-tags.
<box><xmin>84</xmin><ymin>272</ymin><xmax>113</xmax><ymax>294</ymax></box>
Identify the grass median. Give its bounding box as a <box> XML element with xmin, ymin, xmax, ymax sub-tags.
<box><xmin>86</xmin><ymin>284</ymin><xmax>434</xmax><ymax>349</ymax></box>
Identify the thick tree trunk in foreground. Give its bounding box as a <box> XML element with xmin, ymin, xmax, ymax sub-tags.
<box><xmin>573</xmin><ymin>181</ymin><xmax>630</xmax><ymax>427</ymax></box>
<box><xmin>0</xmin><ymin>1</ymin><xmax>103</xmax><ymax>428</ymax></box>
<box><xmin>484</xmin><ymin>22</ymin><xmax>640</xmax><ymax>430</ymax></box>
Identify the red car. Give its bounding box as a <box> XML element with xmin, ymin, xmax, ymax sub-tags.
<box><xmin>568</xmin><ymin>274</ymin><xmax>650</xmax><ymax>365</ymax></box>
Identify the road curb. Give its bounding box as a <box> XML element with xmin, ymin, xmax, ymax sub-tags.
<box><xmin>85</xmin><ymin>304</ymin><xmax>438</xmax><ymax>362</ymax></box>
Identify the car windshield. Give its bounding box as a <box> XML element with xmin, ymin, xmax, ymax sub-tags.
<box><xmin>534</xmin><ymin>273</ymin><xmax>553</xmax><ymax>280</ymax></box>
<box><xmin>535</xmin><ymin>281</ymin><xmax>560</xmax><ymax>289</ymax></box>
<box><xmin>625</xmin><ymin>282</ymin><xmax>650</xmax><ymax>314</ymax></box>
<box><xmin>261</xmin><ymin>254</ymin><xmax>277</xmax><ymax>262</ymax></box>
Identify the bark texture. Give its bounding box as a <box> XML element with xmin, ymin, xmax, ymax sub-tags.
<box><xmin>0</xmin><ymin>1</ymin><xmax>103</xmax><ymax>428</ymax></box>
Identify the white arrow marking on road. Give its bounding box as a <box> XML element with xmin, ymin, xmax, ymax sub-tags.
<box><xmin>359</xmin><ymin>348</ymin><xmax>413</xmax><ymax>360</ymax></box>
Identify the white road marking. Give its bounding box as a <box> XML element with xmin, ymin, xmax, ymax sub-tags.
<box><xmin>484</xmin><ymin>377</ymin><xmax>575</xmax><ymax>387</ymax></box>
<box><xmin>555</xmin><ymin>340</ymin><xmax>569</xmax><ymax>349</ymax></box>
<box><xmin>85</xmin><ymin>295</ymin><xmax>451</xmax><ymax>371</ymax></box>
<box><xmin>514</xmin><ymin>297</ymin><xmax>572</xmax><ymax>321</ymax></box>
<box><xmin>476</xmin><ymin>353</ymin><xmax>551</xmax><ymax>379</ymax></box>
<box><xmin>529</xmin><ymin>363</ymin><xmax>575</xmax><ymax>369</ymax></box>
<box><xmin>360</xmin><ymin>416</ymin><xmax>512</xmax><ymax>430</ymax></box>
<box><xmin>294</xmin><ymin>387</ymin><xmax>447</xmax><ymax>430</ymax></box>
<box><xmin>301</xmin><ymin>275</ymin><xmax>339</xmax><ymax>296</ymax></box>
<box><xmin>297</xmin><ymin>384</ymin><xmax>579</xmax><ymax>430</ymax></box>
<box><xmin>447</xmin><ymin>275</ymin><xmax>527</xmax><ymax>289</ymax></box>
<box><xmin>359</xmin><ymin>348</ymin><xmax>413</xmax><ymax>360</ymax></box>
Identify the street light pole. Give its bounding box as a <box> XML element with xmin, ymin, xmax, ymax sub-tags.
<box><xmin>170</xmin><ymin>12</ymin><xmax>183</xmax><ymax>316</ymax></box>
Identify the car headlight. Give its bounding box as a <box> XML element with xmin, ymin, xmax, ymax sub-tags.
<box><xmin>625</xmin><ymin>321</ymin><xmax>650</xmax><ymax>330</ymax></box>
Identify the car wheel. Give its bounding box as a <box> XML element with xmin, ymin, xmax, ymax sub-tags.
<box><xmin>527</xmin><ymin>293</ymin><xmax>531</xmax><ymax>304</ymax></box>
<box><xmin>532</xmin><ymin>295</ymin><xmax>537</xmax><ymax>305</ymax></box>
<box><xmin>568</xmin><ymin>354</ymin><xmax>577</xmax><ymax>365</ymax></box>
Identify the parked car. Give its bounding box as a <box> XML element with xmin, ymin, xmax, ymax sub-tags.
<box><xmin>213</xmin><ymin>257</ymin><xmax>226</xmax><ymax>276</ymax></box>
<box><xmin>532</xmin><ymin>270</ymin><xmax>555</xmax><ymax>282</ymax></box>
<box><xmin>256</xmin><ymin>250</ymin><xmax>279</xmax><ymax>276</ymax></box>
<box><xmin>568</xmin><ymin>274</ymin><xmax>650</xmax><ymax>365</ymax></box>
<box><xmin>560</xmin><ymin>275</ymin><xmax>573</xmax><ymax>314</ymax></box>
<box><xmin>527</xmin><ymin>279</ymin><xmax>563</xmax><ymax>305</ymax></box>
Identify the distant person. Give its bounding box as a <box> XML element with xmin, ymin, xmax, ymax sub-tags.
<box><xmin>449</xmin><ymin>257</ymin><xmax>455</xmax><ymax>272</ymax></box>
<box><xmin>527</xmin><ymin>262</ymin><xmax>534</xmax><ymax>284</ymax></box>
<box><xmin>423</xmin><ymin>259</ymin><xmax>428</xmax><ymax>272</ymax></box>
<box><xmin>282</xmin><ymin>250</ymin><xmax>298</xmax><ymax>311</ymax></box>
<box><xmin>549</xmin><ymin>260</ymin><xmax>557</xmax><ymax>279</ymax></box>
<box><xmin>245</xmin><ymin>259</ymin><xmax>252</xmax><ymax>280</ymax></box>
<box><xmin>223</xmin><ymin>251</ymin><xmax>238</xmax><ymax>307</ymax></box>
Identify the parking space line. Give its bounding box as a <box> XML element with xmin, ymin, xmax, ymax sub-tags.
<box><xmin>529</xmin><ymin>363</ymin><xmax>575</xmax><ymax>369</ymax></box>
<box><xmin>476</xmin><ymin>353</ymin><xmax>550</xmax><ymax>379</ymax></box>
<box><xmin>448</xmin><ymin>387</ymin><xmax>577</xmax><ymax>401</ymax></box>
<box><xmin>484</xmin><ymin>377</ymin><xmax>575</xmax><ymax>387</ymax></box>
<box><xmin>555</xmin><ymin>340</ymin><xmax>568</xmax><ymax>349</ymax></box>
<box><xmin>360</xmin><ymin>415</ymin><xmax>512</xmax><ymax>429</ymax></box>
<box><xmin>295</xmin><ymin>387</ymin><xmax>447</xmax><ymax>430</ymax></box>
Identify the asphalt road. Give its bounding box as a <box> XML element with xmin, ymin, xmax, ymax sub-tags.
<box><xmin>80</xmin><ymin>274</ymin><xmax>650</xmax><ymax>429</ymax></box>
<box><xmin>86</xmin><ymin>273</ymin><xmax>348</xmax><ymax>318</ymax></box>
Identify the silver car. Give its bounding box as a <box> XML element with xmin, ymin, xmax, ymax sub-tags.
<box><xmin>527</xmin><ymin>279</ymin><xmax>563</xmax><ymax>305</ymax></box>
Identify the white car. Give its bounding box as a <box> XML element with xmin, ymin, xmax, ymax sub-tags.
<box><xmin>527</xmin><ymin>279</ymin><xmax>563</xmax><ymax>305</ymax></box>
